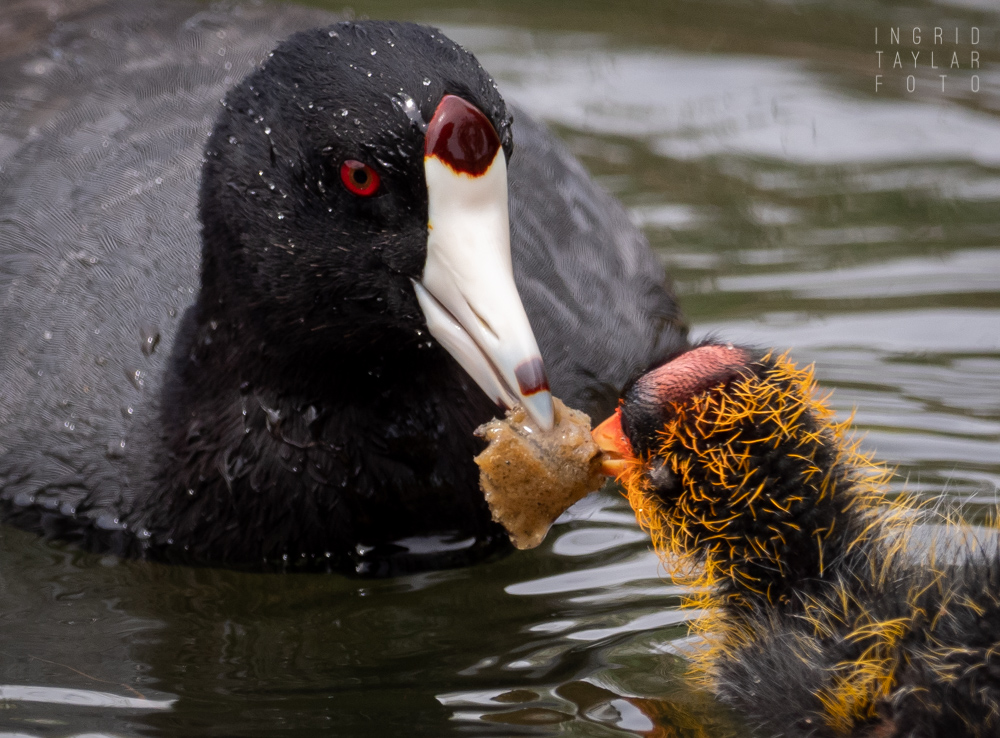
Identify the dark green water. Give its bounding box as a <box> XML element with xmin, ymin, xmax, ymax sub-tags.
<box><xmin>1</xmin><ymin>1</ymin><xmax>998</xmax><ymax>735</ymax></box>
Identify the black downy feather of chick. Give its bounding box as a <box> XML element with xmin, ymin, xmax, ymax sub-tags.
<box><xmin>606</xmin><ymin>341</ymin><xmax>1000</xmax><ymax>737</ymax></box>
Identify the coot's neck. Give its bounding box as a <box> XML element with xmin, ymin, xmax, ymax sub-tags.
<box><xmin>139</xmin><ymin>289</ymin><xmax>504</xmax><ymax>573</ymax></box>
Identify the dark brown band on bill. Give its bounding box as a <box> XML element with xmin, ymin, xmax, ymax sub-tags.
<box><xmin>515</xmin><ymin>357</ymin><xmax>550</xmax><ymax>397</ymax></box>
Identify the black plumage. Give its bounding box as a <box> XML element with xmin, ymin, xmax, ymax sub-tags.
<box><xmin>0</xmin><ymin>0</ymin><xmax>685</xmax><ymax>573</ymax></box>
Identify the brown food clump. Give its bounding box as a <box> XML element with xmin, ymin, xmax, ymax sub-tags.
<box><xmin>475</xmin><ymin>397</ymin><xmax>605</xmax><ymax>550</ymax></box>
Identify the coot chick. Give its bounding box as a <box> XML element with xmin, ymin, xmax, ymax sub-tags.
<box><xmin>0</xmin><ymin>1</ymin><xmax>685</xmax><ymax>574</ymax></box>
<box><xmin>593</xmin><ymin>343</ymin><xmax>1000</xmax><ymax>737</ymax></box>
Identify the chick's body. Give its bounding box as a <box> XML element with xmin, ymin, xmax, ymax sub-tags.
<box><xmin>603</xmin><ymin>344</ymin><xmax>1000</xmax><ymax>738</ymax></box>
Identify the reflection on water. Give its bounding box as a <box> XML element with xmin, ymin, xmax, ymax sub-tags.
<box><xmin>1</xmin><ymin>0</ymin><xmax>999</xmax><ymax>735</ymax></box>
<box><xmin>0</xmin><ymin>684</ymin><xmax>173</xmax><ymax>710</ymax></box>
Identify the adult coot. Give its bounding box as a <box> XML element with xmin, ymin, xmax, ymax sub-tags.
<box><xmin>592</xmin><ymin>343</ymin><xmax>1000</xmax><ymax>737</ymax></box>
<box><xmin>0</xmin><ymin>0</ymin><xmax>686</xmax><ymax>574</ymax></box>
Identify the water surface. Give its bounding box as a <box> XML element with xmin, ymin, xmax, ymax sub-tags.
<box><xmin>1</xmin><ymin>0</ymin><xmax>998</xmax><ymax>735</ymax></box>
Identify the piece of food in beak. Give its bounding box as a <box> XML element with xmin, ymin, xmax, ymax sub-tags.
<box><xmin>474</xmin><ymin>397</ymin><xmax>604</xmax><ymax>550</ymax></box>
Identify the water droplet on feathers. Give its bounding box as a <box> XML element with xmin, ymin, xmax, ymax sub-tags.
<box><xmin>106</xmin><ymin>439</ymin><xmax>126</xmax><ymax>458</ymax></box>
<box><xmin>140</xmin><ymin>325</ymin><xmax>160</xmax><ymax>356</ymax></box>
<box><xmin>125</xmin><ymin>368</ymin><xmax>144</xmax><ymax>390</ymax></box>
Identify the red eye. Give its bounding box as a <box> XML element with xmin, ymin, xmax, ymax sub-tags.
<box><xmin>340</xmin><ymin>160</ymin><xmax>380</xmax><ymax>197</ymax></box>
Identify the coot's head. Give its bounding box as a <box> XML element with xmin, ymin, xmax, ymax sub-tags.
<box><xmin>199</xmin><ymin>21</ymin><xmax>552</xmax><ymax>428</ymax></box>
<box><xmin>591</xmin><ymin>342</ymin><xmax>759</xmax><ymax>475</ymax></box>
